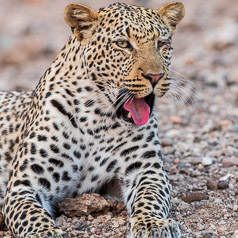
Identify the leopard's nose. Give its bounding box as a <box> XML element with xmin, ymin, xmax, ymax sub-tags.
<box><xmin>146</xmin><ymin>73</ymin><xmax>165</xmax><ymax>87</ymax></box>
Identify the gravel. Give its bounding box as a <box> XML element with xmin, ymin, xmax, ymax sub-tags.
<box><xmin>0</xmin><ymin>0</ymin><xmax>237</xmax><ymax>237</ymax></box>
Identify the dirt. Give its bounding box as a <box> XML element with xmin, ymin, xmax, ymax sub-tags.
<box><xmin>0</xmin><ymin>0</ymin><xmax>237</xmax><ymax>237</ymax></box>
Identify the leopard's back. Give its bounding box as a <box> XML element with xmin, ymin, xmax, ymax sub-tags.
<box><xmin>0</xmin><ymin>91</ymin><xmax>32</xmax><ymax>198</ymax></box>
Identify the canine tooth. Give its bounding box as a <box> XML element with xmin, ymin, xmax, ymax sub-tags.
<box><xmin>128</xmin><ymin>112</ymin><xmax>132</xmax><ymax>118</ymax></box>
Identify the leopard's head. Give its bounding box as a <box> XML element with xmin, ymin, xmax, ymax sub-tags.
<box><xmin>64</xmin><ymin>2</ymin><xmax>185</xmax><ymax>125</ymax></box>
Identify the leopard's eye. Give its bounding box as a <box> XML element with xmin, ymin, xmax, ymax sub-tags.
<box><xmin>157</xmin><ymin>40</ymin><xmax>171</xmax><ymax>48</ymax></box>
<box><xmin>116</xmin><ymin>41</ymin><xmax>133</xmax><ymax>50</ymax></box>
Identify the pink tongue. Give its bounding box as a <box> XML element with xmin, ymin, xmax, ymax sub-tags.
<box><xmin>124</xmin><ymin>98</ymin><xmax>150</xmax><ymax>125</ymax></box>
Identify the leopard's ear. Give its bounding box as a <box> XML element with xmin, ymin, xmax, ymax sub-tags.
<box><xmin>64</xmin><ymin>4</ymin><xmax>98</xmax><ymax>41</ymax></box>
<box><xmin>158</xmin><ymin>2</ymin><xmax>185</xmax><ymax>33</ymax></box>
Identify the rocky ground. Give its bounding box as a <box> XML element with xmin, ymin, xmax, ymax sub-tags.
<box><xmin>0</xmin><ymin>0</ymin><xmax>237</xmax><ymax>237</ymax></box>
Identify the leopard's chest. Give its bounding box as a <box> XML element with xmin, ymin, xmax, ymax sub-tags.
<box><xmin>42</xmin><ymin>110</ymin><xmax>130</xmax><ymax>195</ymax></box>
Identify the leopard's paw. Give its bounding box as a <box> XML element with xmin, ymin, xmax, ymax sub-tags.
<box><xmin>128</xmin><ymin>217</ymin><xmax>181</xmax><ymax>238</ymax></box>
<box><xmin>26</xmin><ymin>228</ymin><xmax>66</xmax><ymax>238</ymax></box>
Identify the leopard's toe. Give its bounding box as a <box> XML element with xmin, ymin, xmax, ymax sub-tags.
<box><xmin>26</xmin><ymin>228</ymin><xmax>66</xmax><ymax>238</ymax></box>
<box><xmin>129</xmin><ymin>217</ymin><xmax>180</xmax><ymax>238</ymax></box>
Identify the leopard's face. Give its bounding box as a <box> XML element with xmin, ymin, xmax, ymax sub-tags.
<box><xmin>64</xmin><ymin>2</ymin><xmax>185</xmax><ymax>125</ymax></box>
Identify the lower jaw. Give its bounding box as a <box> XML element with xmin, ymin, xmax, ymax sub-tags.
<box><xmin>118</xmin><ymin>93</ymin><xmax>155</xmax><ymax>125</ymax></box>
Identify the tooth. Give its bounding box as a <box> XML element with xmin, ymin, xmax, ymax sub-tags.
<box><xmin>128</xmin><ymin>112</ymin><xmax>132</xmax><ymax>118</ymax></box>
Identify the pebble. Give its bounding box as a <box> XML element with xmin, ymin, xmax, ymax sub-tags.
<box><xmin>218</xmin><ymin>225</ymin><xmax>227</xmax><ymax>233</ymax></box>
<box><xmin>233</xmin><ymin>230</ymin><xmax>238</xmax><ymax>238</ymax></box>
<box><xmin>197</xmin><ymin>223</ymin><xmax>205</xmax><ymax>231</ymax></box>
<box><xmin>91</xmin><ymin>227</ymin><xmax>96</xmax><ymax>233</ymax></box>
<box><xmin>219</xmin><ymin>119</ymin><xmax>233</xmax><ymax>127</ymax></box>
<box><xmin>219</xmin><ymin>173</ymin><xmax>232</xmax><ymax>181</ymax></box>
<box><xmin>217</xmin><ymin>180</ymin><xmax>229</xmax><ymax>189</ymax></box>
<box><xmin>116</xmin><ymin>202</ymin><xmax>125</xmax><ymax>213</ymax></box>
<box><xmin>112</xmin><ymin>221</ymin><xmax>119</xmax><ymax>228</ymax></box>
<box><xmin>201</xmin><ymin>231</ymin><xmax>214</xmax><ymax>238</ymax></box>
<box><xmin>233</xmin><ymin>124</ymin><xmax>238</xmax><ymax>132</ymax></box>
<box><xmin>222</xmin><ymin>157</ymin><xmax>238</xmax><ymax>167</ymax></box>
<box><xmin>163</xmin><ymin>146</ymin><xmax>175</xmax><ymax>155</ymax></box>
<box><xmin>185</xmin><ymin>157</ymin><xmax>202</xmax><ymax>165</ymax></box>
<box><xmin>169</xmin><ymin>115</ymin><xmax>183</xmax><ymax>124</ymax></box>
<box><xmin>206</xmin><ymin>179</ymin><xmax>217</xmax><ymax>190</ymax></box>
<box><xmin>182</xmin><ymin>192</ymin><xmax>207</xmax><ymax>203</ymax></box>
<box><xmin>174</xmin><ymin>158</ymin><xmax>180</xmax><ymax>164</ymax></box>
<box><xmin>214</xmin><ymin>198</ymin><xmax>223</xmax><ymax>203</ymax></box>
<box><xmin>177</xmin><ymin>201</ymin><xmax>189</xmax><ymax>210</ymax></box>
<box><xmin>88</xmin><ymin>215</ymin><xmax>94</xmax><ymax>221</ymax></box>
<box><xmin>190</xmin><ymin>169</ymin><xmax>201</xmax><ymax>177</ymax></box>
<box><xmin>197</xmin><ymin>164</ymin><xmax>204</xmax><ymax>171</ymax></box>
<box><xmin>74</xmin><ymin>221</ymin><xmax>88</xmax><ymax>230</ymax></box>
<box><xmin>202</xmin><ymin>157</ymin><xmax>213</xmax><ymax>166</ymax></box>
<box><xmin>165</xmin><ymin>129</ymin><xmax>181</xmax><ymax>138</ymax></box>
<box><xmin>113</xmin><ymin>217</ymin><xmax>126</xmax><ymax>226</ymax></box>
<box><xmin>56</xmin><ymin>216</ymin><xmax>68</xmax><ymax>227</ymax></box>
<box><xmin>177</xmin><ymin>142</ymin><xmax>190</xmax><ymax>151</ymax></box>
<box><xmin>160</xmin><ymin>137</ymin><xmax>174</xmax><ymax>147</ymax></box>
<box><xmin>162</xmin><ymin>154</ymin><xmax>174</xmax><ymax>163</ymax></box>
<box><xmin>233</xmin><ymin>204</ymin><xmax>238</xmax><ymax>212</ymax></box>
<box><xmin>172</xmin><ymin>197</ymin><xmax>181</xmax><ymax>205</ymax></box>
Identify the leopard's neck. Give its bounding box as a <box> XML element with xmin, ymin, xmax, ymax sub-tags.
<box><xmin>31</xmin><ymin>35</ymin><xmax>119</xmax><ymax>131</ymax></box>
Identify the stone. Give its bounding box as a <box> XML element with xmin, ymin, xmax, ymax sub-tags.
<box><xmin>197</xmin><ymin>223</ymin><xmax>205</xmax><ymax>231</ymax></box>
<box><xmin>182</xmin><ymin>192</ymin><xmax>208</xmax><ymax>203</ymax></box>
<box><xmin>217</xmin><ymin>180</ymin><xmax>229</xmax><ymax>190</ymax></box>
<box><xmin>178</xmin><ymin>201</ymin><xmax>189</xmax><ymax>210</ymax></box>
<box><xmin>88</xmin><ymin>215</ymin><xmax>94</xmax><ymax>221</ymax></box>
<box><xmin>202</xmin><ymin>157</ymin><xmax>213</xmax><ymax>166</ymax></box>
<box><xmin>222</xmin><ymin>157</ymin><xmax>238</xmax><ymax>167</ymax></box>
<box><xmin>116</xmin><ymin>202</ymin><xmax>125</xmax><ymax>213</ymax></box>
<box><xmin>160</xmin><ymin>137</ymin><xmax>174</xmax><ymax>147</ymax></box>
<box><xmin>174</xmin><ymin>158</ymin><xmax>180</xmax><ymax>164</ymax></box>
<box><xmin>74</xmin><ymin>221</ymin><xmax>88</xmax><ymax>230</ymax></box>
<box><xmin>201</xmin><ymin>231</ymin><xmax>214</xmax><ymax>238</ymax></box>
<box><xmin>185</xmin><ymin>157</ymin><xmax>202</xmax><ymax>165</ymax></box>
<box><xmin>206</xmin><ymin>179</ymin><xmax>217</xmax><ymax>190</ymax></box>
<box><xmin>165</xmin><ymin>129</ymin><xmax>181</xmax><ymax>138</ymax></box>
<box><xmin>59</xmin><ymin>193</ymin><xmax>110</xmax><ymax>217</ymax></box>
<box><xmin>162</xmin><ymin>154</ymin><xmax>174</xmax><ymax>163</ymax></box>
<box><xmin>218</xmin><ymin>225</ymin><xmax>227</xmax><ymax>234</ymax></box>
<box><xmin>56</xmin><ymin>216</ymin><xmax>67</xmax><ymax>227</ymax></box>
<box><xmin>169</xmin><ymin>115</ymin><xmax>183</xmax><ymax>124</ymax></box>
<box><xmin>233</xmin><ymin>230</ymin><xmax>238</xmax><ymax>238</ymax></box>
<box><xmin>233</xmin><ymin>124</ymin><xmax>238</xmax><ymax>132</ymax></box>
<box><xmin>219</xmin><ymin>173</ymin><xmax>232</xmax><ymax>181</ymax></box>
<box><xmin>163</xmin><ymin>146</ymin><xmax>175</xmax><ymax>155</ymax></box>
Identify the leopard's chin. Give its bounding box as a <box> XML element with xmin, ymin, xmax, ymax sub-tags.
<box><xmin>116</xmin><ymin>93</ymin><xmax>155</xmax><ymax>125</ymax></box>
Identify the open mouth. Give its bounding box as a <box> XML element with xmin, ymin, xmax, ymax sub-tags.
<box><xmin>116</xmin><ymin>92</ymin><xmax>155</xmax><ymax>126</ymax></box>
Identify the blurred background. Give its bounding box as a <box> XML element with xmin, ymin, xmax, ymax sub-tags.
<box><xmin>0</xmin><ymin>0</ymin><xmax>238</xmax><ymax>92</ymax></box>
<box><xmin>0</xmin><ymin>0</ymin><xmax>238</xmax><ymax>237</ymax></box>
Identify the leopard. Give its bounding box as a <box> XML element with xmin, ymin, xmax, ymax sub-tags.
<box><xmin>0</xmin><ymin>2</ymin><xmax>185</xmax><ymax>238</ymax></box>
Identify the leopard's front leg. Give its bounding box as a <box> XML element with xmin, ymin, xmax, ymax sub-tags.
<box><xmin>2</xmin><ymin>183</ymin><xmax>65</xmax><ymax>238</ymax></box>
<box><xmin>122</xmin><ymin>151</ymin><xmax>180</xmax><ymax>238</ymax></box>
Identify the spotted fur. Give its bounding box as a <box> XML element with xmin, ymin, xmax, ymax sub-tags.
<box><xmin>0</xmin><ymin>2</ymin><xmax>185</xmax><ymax>237</ymax></box>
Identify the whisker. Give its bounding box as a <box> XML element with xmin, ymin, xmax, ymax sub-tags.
<box><xmin>165</xmin><ymin>91</ymin><xmax>185</xmax><ymax>111</ymax></box>
<box><xmin>170</xmin><ymin>85</ymin><xmax>194</xmax><ymax>105</ymax></box>
<box><xmin>170</xmin><ymin>69</ymin><xmax>194</xmax><ymax>83</ymax></box>
<box><xmin>167</xmin><ymin>86</ymin><xmax>195</xmax><ymax>110</ymax></box>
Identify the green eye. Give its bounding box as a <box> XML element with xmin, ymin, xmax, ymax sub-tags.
<box><xmin>116</xmin><ymin>41</ymin><xmax>133</xmax><ymax>50</ymax></box>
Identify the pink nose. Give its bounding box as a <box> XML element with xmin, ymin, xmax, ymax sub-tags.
<box><xmin>146</xmin><ymin>73</ymin><xmax>165</xmax><ymax>87</ymax></box>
